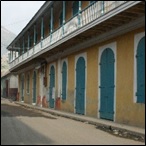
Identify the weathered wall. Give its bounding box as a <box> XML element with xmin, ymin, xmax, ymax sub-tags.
<box><xmin>116</xmin><ymin>27</ymin><xmax>145</xmax><ymax>127</ymax></box>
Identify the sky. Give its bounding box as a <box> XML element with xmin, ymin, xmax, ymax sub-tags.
<box><xmin>1</xmin><ymin>1</ymin><xmax>45</xmax><ymax>35</ymax></box>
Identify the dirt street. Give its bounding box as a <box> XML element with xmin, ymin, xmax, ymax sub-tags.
<box><xmin>1</xmin><ymin>98</ymin><xmax>144</xmax><ymax>145</ymax></box>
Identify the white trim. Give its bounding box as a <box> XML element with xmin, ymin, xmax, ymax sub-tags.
<box><xmin>98</xmin><ymin>42</ymin><xmax>117</xmax><ymax>121</ymax></box>
<box><xmin>48</xmin><ymin>62</ymin><xmax>56</xmax><ymax>109</ymax></box>
<box><xmin>134</xmin><ymin>32</ymin><xmax>145</xmax><ymax>103</ymax></box>
<box><xmin>74</xmin><ymin>52</ymin><xmax>87</xmax><ymax>115</ymax></box>
<box><xmin>39</xmin><ymin>65</ymin><xmax>46</xmax><ymax>107</ymax></box>
<box><xmin>60</xmin><ymin>58</ymin><xmax>68</xmax><ymax>100</ymax></box>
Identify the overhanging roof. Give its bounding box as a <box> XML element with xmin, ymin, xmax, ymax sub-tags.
<box><xmin>7</xmin><ymin>1</ymin><xmax>53</xmax><ymax>50</ymax></box>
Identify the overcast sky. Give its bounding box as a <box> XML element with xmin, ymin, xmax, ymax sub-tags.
<box><xmin>1</xmin><ymin>1</ymin><xmax>45</xmax><ymax>35</ymax></box>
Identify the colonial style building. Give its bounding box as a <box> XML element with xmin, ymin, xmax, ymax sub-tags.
<box><xmin>7</xmin><ymin>1</ymin><xmax>145</xmax><ymax>128</ymax></box>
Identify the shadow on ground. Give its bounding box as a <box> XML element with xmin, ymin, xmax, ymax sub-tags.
<box><xmin>1</xmin><ymin>114</ymin><xmax>54</xmax><ymax>145</ymax></box>
<box><xmin>1</xmin><ymin>103</ymin><xmax>57</xmax><ymax>119</ymax></box>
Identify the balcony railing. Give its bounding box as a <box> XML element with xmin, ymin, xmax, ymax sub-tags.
<box><xmin>9</xmin><ymin>1</ymin><xmax>126</xmax><ymax>69</ymax></box>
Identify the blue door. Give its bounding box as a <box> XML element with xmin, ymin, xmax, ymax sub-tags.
<box><xmin>62</xmin><ymin>62</ymin><xmax>67</xmax><ymax>100</ymax></box>
<box><xmin>136</xmin><ymin>37</ymin><xmax>145</xmax><ymax>103</ymax></box>
<box><xmin>100</xmin><ymin>48</ymin><xmax>115</xmax><ymax>121</ymax></box>
<box><xmin>21</xmin><ymin>75</ymin><xmax>24</xmax><ymax>101</ymax></box>
<box><xmin>76</xmin><ymin>57</ymin><xmax>85</xmax><ymax>115</ymax></box>
<box><xmin>49</xmin><ymin>66</ymin><xmax>55</xmax><ymax>108</ymax></box>
<box><xmin>33</xmin><ymin>71</ymin><xmax>37</xmax><ymax>103</ymax></box>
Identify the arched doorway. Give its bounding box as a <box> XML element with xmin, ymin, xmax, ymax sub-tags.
<box><xmin>76</xmin><ymin>57</ymin><xmax>85</xmax><ymax>115</ymax></box>
<box><xmin>33</xmin><ymin>71</ymin><xmax>37</xmax><ymax>103</ymax></box>
<box><xmin>100</xmin><ymin>48</ymin><xmax>115</xmax><ymax>121</ymax></box>
<box><xmin>49</xmin><ymin>65</ymin><xmax>55</xmax><ymax>108</ymax></box>
<box><xmin>62</xmin><ymin>61</ymin><xmax>67</xmax><ymax>100</ymax></box>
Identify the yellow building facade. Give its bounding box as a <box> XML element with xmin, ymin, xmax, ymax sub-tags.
<box><xmin>18</xmin><ymin>27</ymin><xmax>145</xmax><ymax>127</ymax></box>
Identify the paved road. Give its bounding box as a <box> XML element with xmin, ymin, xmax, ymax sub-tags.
<box><xmin>1</xmin><ymin>98</ymin><xmax>144</xmax><ymax>145</ymax></box>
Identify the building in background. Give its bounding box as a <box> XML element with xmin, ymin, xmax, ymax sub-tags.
<box><xmin>7</xmin><ymin>1</ymin><xmax>145</xmax><ymax>128</ymax></box>
<box><xmin>1</xmin><ymin>71</ymin><xmax>18</xmax><ymax>100</ymax></box>
<box><xmin>1</xmin><ymin>26</ymin><xmax>16</xmax><ymax>76</ymax></box>
<box><xmin>1</xmin><ymin>26</ymin><xmax>16</xmax><ymax>57</ymax></box>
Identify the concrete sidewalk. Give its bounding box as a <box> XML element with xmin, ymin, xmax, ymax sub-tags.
<box><xmin>13</xmin><ymin>100</ymin><xmax>145</xmax><ymax>142</ymax></box>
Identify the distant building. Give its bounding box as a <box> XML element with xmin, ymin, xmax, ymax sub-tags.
<box><xmin>1</xmin><ymin>71</ymin><xmax>18</xmax><ymax>100</ymax></box>
<box><xmin>7</xmin><ymin>1</ymin><xmax>145</xmax><ymax>128</ymax></box>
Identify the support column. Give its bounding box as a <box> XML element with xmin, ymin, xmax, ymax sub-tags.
<box><xmin>11</xmin><ymin>50</ymin><xmax>13</xmax><ymax>61</ymax></box>
<box><xmin>33</xmin><ymin>25</ymin><xmax>36</xmax><ymax>53</ymax></box>
<box><xmin>62</xmin><ymin>1</ymin><xmax>66</xmax><ymax>36</ymax></box>
<box><xmin>50</xmin><ymin>6</ymin><xmax>53</xmax><ymax>43</ymax></box>
<box><xmin>14</xmin><ymin>44</ymin><xmax>17</xmax><ymax>58</ymax></box>
<box><xmin>23</xmin><ymin>37</ymin><xmax>25</xmax><ymax>59</ymax></box>
<box><xmin>12</xmin><ymin>50</ymin><xmax>13</xmax><ymax>61</ymax></box>
<box><xmin>18</xmin><ymin>40</ymin><xmax>21</xmax><ymax>56</ymax></box>
<box><xmin>15</xmin><ymin>49</ymin><xmax>16</xmax><ymax>59</ymax></box>
<box><xmin>10</xmin><ymin>51</ymin><xmax>12</xmax><ymax>62</ymax></box>
<box><xmin>78</xmin><ymin>1</ymin><xmax>81</xmax><ymax>27</ymax></box>
<box><xmin>8</xmin><ymin>51</ymin><xmax>10</xmax><ymax>62</ymax></box>
<box><xmin>27</xmin><ymin>32</ymin><xmax>30</xmax><ymax>56</ymax></box>
<box><xmin>101</xmin><ymin>1</ymin><xmax>104</xmax><ymax>14</ymax></box>
<box><xmin>41</xmin><ymin>17</ymin><xmax>44</xmax><ymax>48</ymax></box>
<box><xmin>18</xmin><ymin>41</ymin><xmax>20</xmax><ymax>62</ymax></box>
<box><xmin>41</xmin><ymin>17</ymin><xmax>44</xmax><ymax>40</ymax></box>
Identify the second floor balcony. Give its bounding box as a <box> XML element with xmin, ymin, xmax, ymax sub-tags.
<box><xmin>7</xmin><ymin>1</ymin><xmax>145</xmax><ymax>71</ymax></box>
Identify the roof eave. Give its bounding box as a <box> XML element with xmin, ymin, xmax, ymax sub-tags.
<box><xmin>7</xmin><ymin>1</ymin><xmax>53</xmax><ymax>50</ymax></box>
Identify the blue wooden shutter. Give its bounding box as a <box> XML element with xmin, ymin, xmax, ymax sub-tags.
<box><xmin>62</xmin><ymin>62</ymin><xmax>67</xmax><ymax>100</ymax></box>
<box><xmin>100</xmin><ymin>48</ymin><xmax>115</xmax><ymax>120</ymax></box>
<box><xmin>136</xmin><ymin>37</ymin><xmax>145</xmax><ymax>103</ymax></box>
<box><xmin>49</xmin><ymin>66</ymin><xmax>55</xmax><ymax>108</ymax></box>
<box><xmin>21</xmin><ymin>75</ymin><xmax>24</xmax><ymax>101</ymax></box>
<box><xmin>33</xmin><ymin>71</ymin><xmax>37</xmax><ymax>103</ymax></box>
<box><xmin>76</xmin><ymin>57</ymin><xmax>85</xmax><ymax>115</ymax></box>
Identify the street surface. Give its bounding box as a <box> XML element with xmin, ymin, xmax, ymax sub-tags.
<box><xmin>1</xmin><ymin>98</ymin><xmax>144</xmax><ymax>145</ymax></box>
